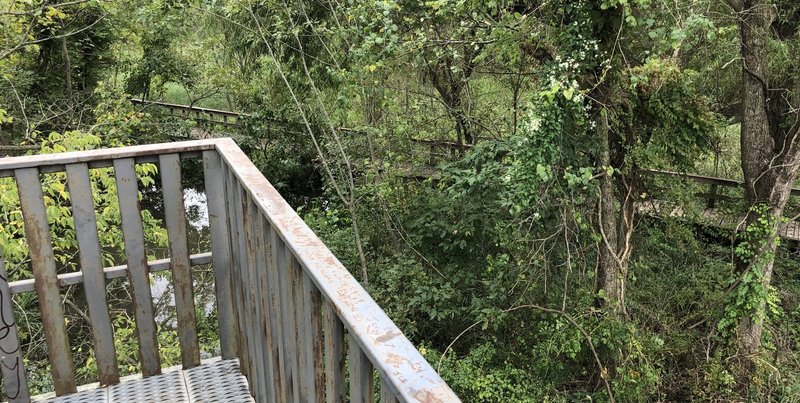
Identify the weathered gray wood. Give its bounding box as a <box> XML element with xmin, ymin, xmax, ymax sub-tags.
<box><xmin>303</xmin><ymin>274</ymin><xmax>324</xmax><ymax>403</ymax></box>
<box><xmin>270</xmin><ymin>227</ymin><xmax>294</xmax><ymax>402</ymax></box>
<box><xmin>15</xmin><ymin>168</ymin><xmax>77</xmax><ymax>395</ymax></box>
<box><xmin>267</xmin><ymin>225</ymin><xmax>288</xmax><ymax>403</ymax></box>
<box><xmin>242</xmin><ymin>195</ymin><xmax>266</xmax><ymax>402</ymax></box>
<box><xmin>380</xmin><ymin>377</ymin><xmax>399</xmax><ymax>403</ymax></box>
<box><xmin>280</xmin><ymin>247</ymin><xmax>300</xmax><ymax>403</ymax></box>
<box><xmin>202</xmin><ymin>151</ymin><xmax>236</xmax><ymax>359</ymax></box>
<box><xmin>255</xmin><ymin>214</ymin><xmax>277</xmax><ymax>403</ymax></box>
<box><xmin>0</xmin><ymin>259</ymin><xmax>30</xmax><ymax>402</ymax></box>
<box><xmin>225</xmin><ymin>172</ymin><xmax>251</xmax><ymax>383</ymax></box>
<box><xmin>65</xmin><ymin>163</ymin><xmax>120</xmax><ymax>386</ymax></box>
<box><xmin>349</xmin><ymin>335</ymin><xmax>374</xmax><ymax>403</ymax></box>
<box><xmin>8</xmin><ymin>253</ymin><xmax>212</xmax><ymax>294</ymax></box>
<box><xmin>234</xmin><ymin>182</ymin><xmax>256</xmax><ymax>394</ymax></box>
<box><xmin>293</xmin><ymin>257</ymin><xmax>307</xmax><ymax>402</ymax></box>
<box><xmin>159</xmin><ymin>154</ymin><xmax>201</xmax><ymax>369</ymax></box>
<box><xmin>0</xmin><ymin>140</ymin><xmax>218</xmax><ymax>178</ymax></box>
<box><xmin>113</xmin><ymin>158</ymin><xmax>160</xmax><ymax>377</ymax></box>
<box><xmin>324</xmin><ymin>301</ymin><xmax>345</xmax><ymax>403</ymax></box>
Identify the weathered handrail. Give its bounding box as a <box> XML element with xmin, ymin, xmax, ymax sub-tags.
<box><xmin>0</xmin><ymin>138</ymin><xmax>459</xmax><ymax>402</ymax></box>
<box><xmin>131</xmin><ymin>98</ymin><xmax>246</xmax><ymax>128</ymax></box>
<box><xmin>645</xmin><ymin>168</ymin><xmax>800</xmax><ymax>196</ymax></box>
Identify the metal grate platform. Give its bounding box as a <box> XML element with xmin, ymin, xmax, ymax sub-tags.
<box><xmin>33</xmin><ymin>358</ymin><xmax>254</xmax><ymax>403</ymax></box>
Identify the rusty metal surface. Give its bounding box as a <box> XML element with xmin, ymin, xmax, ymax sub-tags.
<box><xmin>214</xmin><ymin>138</ymin><xmax>460</xmax><ymax>402</ymax></box>
<box><xmin>65</xmin><ymin>163</ymin><xmax>120</xmax><ymax>386</ymax></box>
<box><xmin>8</xmin><ymin>252</ymin><xmax>212</xmax><ymax>294</ymax></box>
<box><xmin>16</xmin><ymin>167</ymin><xmax>77</xmax><ymax>396</ymax></box>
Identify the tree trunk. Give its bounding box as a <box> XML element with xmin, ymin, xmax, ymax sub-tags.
<box><xmin>596</xmin><ymin>109</ymin><xmax>630</xmax><ymax>316</ymax></box>
<box><xmin>61</xmin><ymin>36</ymin><xmax>73</xmax><ymax>110</ymax></box>
<box><xmin>732</xmin><ymin>0</ymin><xmax>800</xmax><ymax>388</ymax></box>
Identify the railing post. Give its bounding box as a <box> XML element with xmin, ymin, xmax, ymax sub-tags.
<box><xmin>277</xmin><ymin>237</ymin><xmax>299</xmax><ymax>402</ymax></box>
<box><xmin>255</xmin><ymin>214</ymin><xmax>278</xmax><ymax>402</ymax></box>
<box><xmin>159</xmin><ymin>154</ymin><xmax>201</xmax><ymax>369</ymax></box>
<box><xmin>16</xmin><ymin>168</ymin><xmax>77</xmax><ymax>395</ymax></box>
<box><xmin>302</xmin><ymin>275</ymin><xmax>324</xmax><ymax>402</ymax></box>
<box><xmin>225</xmin><ymin>172</ymin><xmax>253</xmax><ymax>385</ymax></box>
<box><xmin>66</xmin><ymin>163</ymin><xmax>120</xmax><ymax>386</ymax></box>
<box><xmin>706</xmin><ymin>183</ymin><xmax>718</xmax><ymax>209</ymax></box>
<box><xmin>266</xmin><ymin>224</ymin><xmax>289</xmax><ymax>403</ymax></box>
<box><xmin>242</xmin><ymin>195</ymin><xmax>266</xmax><ymax>402</ymax></box>
<box><xmin>113</xmin><ymin>158</ymin><xmax>161</xmax><ymax>377</ymax></box>
<box><xmin>202</xmin><ymin>151</ymin><xmax>237</xmax><ymax>359</ymax></box>
<box><xmin>349</xmin><ymin>335</ymin><xmax>375</xmax><ymax>403</ymax></box>
<box><xmin>380</xmin><ymin>377</ymin><xmax>399</xmax><ymax>403</ymax></box>
<box><xmin>324</xmin><ymin>301</ymin><xmax>345</xmax><ymax>403</ymax></box>
<box><xmin>0</xmin><ymin>258</ymin><xmax>30</xmax><ymax>402</ymax></box>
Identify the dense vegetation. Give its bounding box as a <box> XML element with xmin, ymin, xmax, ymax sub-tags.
<box><xmin>2</xmin><ymin>0</ymin><xmax>800</xmax><ymax>401</ymax></box>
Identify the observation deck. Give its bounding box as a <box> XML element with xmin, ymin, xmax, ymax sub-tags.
<box><xmin>0</xmin><ymin>138</ymin><xmax>459</xmax><ymax>402</ymax></box>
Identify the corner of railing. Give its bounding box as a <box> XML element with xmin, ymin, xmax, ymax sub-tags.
<box><xmin>213</xmin><ymin>137</ymin><xmax>460</xmax><ymax>402</ymax></box>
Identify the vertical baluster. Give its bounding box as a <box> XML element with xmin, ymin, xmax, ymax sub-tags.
<box><xmin>293</xmin><ymin>258</ymin><xmax>308</xmax><ymax>402</ymax></box>
<box><xmin>225</xmin><ymin>171</ymin><xmax>251</xmax><ymax>383</ymax></box>
<box><xmin>303</xmin><ymin>274</ymin><xmax>324</xmax><ymax>402</ymax></box>
<box><xmin>113</xmin><ymin>158</ymin><xmax>160</xmax><ymax>377</ymax></box>
<box><xmin>707</xmin><ymin>183</ymin><xmax>718</xmax><ymax>209</ymax></box>
<box><xmin>15</xmin><ymin>168</ymin><xmax>77</xmax><ymax>394</ymax></box>
<box><xmin>256</xmin><ymin>214</ymin><xmax>277</xmax><ymax>402</ymax></box>
<box><xmin>65</xmin><ymin>163</ymin><xmax>120</xmax><ymax>386</ymax></box>
<box><xmin>324</xmin><ymin>301</ymin><xmax>345</xmax><ymax>403</ymax></box>
<box><xmin>233</xmin><ymin>179</ymin><xmax>256</xmax><ymax>395</ymax></box>
<box><xmin>267</xmin><ymin>225</ymin><xmax>288</xmax><ymax>403</ymax></box>
<box><xmin>276</xmin><ymin>234</ymin><xmax>298</xmax><ymax>402</ymax></box>
<box><xmin>159</xmin><ymin>154</ymin><xmax>200</xmax><ymax>369</ymax></box>
<box><xmin>349</xmin><ymin>335</ymin><xmax>374</xmax><ymax>403</ymax></box>
<box><xmin>242</xmin><ymin>195</ymin><xmax>265</xmax><ymax>401</ymax></box>
<box><xmin>0</xmin><ymin>259</ymin><xmax>30</xmax><ymax>402</ymax></box>
<box><xmin>379</xmin><ymin>377</ymin><xmax>399</xmax><ymax>403</ymax></box>
<box><xmin>202</xmin><ymin>151</ymin><xmax>237</xmax><ymax>359</ymax></box>
<box><xmin>221</xmin><ymin>164</ymin><xmax>245</xmax><ymax>365</ymax></box>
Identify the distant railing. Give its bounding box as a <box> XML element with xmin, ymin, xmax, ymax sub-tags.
<box><xmin>0</xmin><ymin>138</ymin><xmax>459</xmax><ymax>402</ymax></box>
<box><xmin>645</xmin><ymin>169</ymin><xmax>800</xmax><ymax>209</ymax></box>
<box><xmin>130</xmin><ymin>99</ymin><xmax>247</xmax><ymax>128</ymax></box>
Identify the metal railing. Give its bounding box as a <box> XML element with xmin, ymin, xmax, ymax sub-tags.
<box><xmin>0</xmin><ymin>138</ymin><xmax>459</xmax><ymax>402</ymax></box>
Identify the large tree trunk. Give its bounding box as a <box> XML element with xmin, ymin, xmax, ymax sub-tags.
<box><xmin>732</xmin><ymin>0</ymin><xmax>800</xmax><ymax>388</ymax></box>
<box><xmin>597</xmin><ymin>110</ymin><xmax>623</xmax><ymax>314</ymax></box>
<box><xmin>595</xmin><ymin>108</ymin><xmax>636</xmax><ymax>316</ymax></box>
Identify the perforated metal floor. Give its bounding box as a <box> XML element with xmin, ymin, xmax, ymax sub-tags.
<box><xmin>34</xmin><ymin>358</ymin><xmax>254</xmax><ymax>403</ymax></box>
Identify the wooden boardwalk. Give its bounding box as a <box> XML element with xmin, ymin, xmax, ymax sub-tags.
<box><xmin>33</xmin><ymin>359</ymin><xmax>253</xmax><ymax>403</ymax></box>
<box><xmin>636</xmin><ymin>200</ymin><xmax>800</xmax><ymax>241</ymax></box>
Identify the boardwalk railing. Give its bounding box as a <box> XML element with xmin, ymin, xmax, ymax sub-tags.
<box><xmin>645</xmin><ymin>169</ymin><xmax>800</xmax><ymax>209</ymax></box>
<box><xmin>131</xmin><ymin>99</ymin><xmax>247</xmax><ymax>128</ymax></box>
<box><xmin>0</xmin><ymin>138</ymin><xmax>459</xmax><ymax>402</ymax></box>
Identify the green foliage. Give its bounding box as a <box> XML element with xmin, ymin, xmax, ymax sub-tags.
<box><xmin>431</xmin><ymin>342</ymin><xmax>545</xmax><ymax>402</ymax></box>
<box><xmin>2</xmin><ymin>0</ymin><xmax>799</xmax><ymax>400</ymax></box>
<box><xmin>718</xmin><ymin>204</ymin><xmax>782</xmax><ymax>338</ymax></box>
